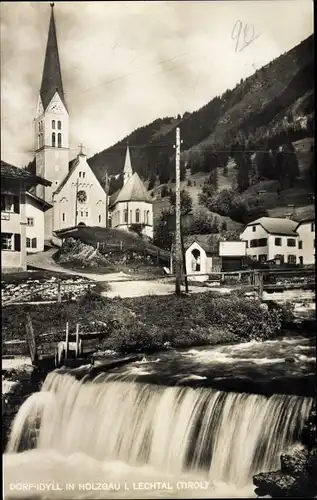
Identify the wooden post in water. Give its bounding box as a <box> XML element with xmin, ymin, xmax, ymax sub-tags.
<box><xmin>25</xmin><ymin>314</ymin><xmax>38</xmax><ymax>366</ymax></box>
<box><xmin>65</xmin><ymin>322</ymin><xmax>69</xmax><ymax>359</ymax></box>
<box><xmin>57</xmin><ymin>281</ymin><xmax>62</xmax><ymax>303</ymax></box>
<box><xmin>75</xmin><ymin>323</ymin><xmax>80</xmax><ymax>358</ymax></box>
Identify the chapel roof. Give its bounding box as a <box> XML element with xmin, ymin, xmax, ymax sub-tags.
<box><xmin>40</xmin><ymin>4</ymin><xmax>67</xmax><ymax>111</ymax></box>
<box><xmin>246</xmin><ymin>217</ymin><xmax>298</xmax><ymax>236</ymax></box>
<box><xmin>110</xmin><ymin>172</ymin><xmax>152</xmax><ymax>206</ymax></box>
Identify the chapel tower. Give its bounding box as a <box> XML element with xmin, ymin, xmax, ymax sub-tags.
<box><xmin>123</xmin><ymin>143</ymin><xmax>133</xmax><ymax>185</ymax></box>
<box><xmin>35</xmin><ymin>3</ymin><xmax>69</xmax><ymax>236</ymax></box>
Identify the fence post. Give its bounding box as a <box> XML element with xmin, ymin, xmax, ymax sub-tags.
<box><xmin>97</xmin><ymin>241</ymin><xmax>100</xmax><ymax>250</ymax></box>
<box><xmin>57</xmin><ymin>281</ymin><xmax>62</xmax><ymax>303</ymax></box>
<box><xmin>65</xmin><ymin>322</ymin><xmax>69</xmax><ymax>360</ymax></box>
<box><xmin>75</xmin><ymin>323</ymin><xmax>80</xmax><ymax>358</ymax></box>
<box><xmin>258</xmin><ymin>272</ymin><xmax>264</xmax><ymax>300</ymax></box>
<box><xmin>120</xmin><ymin>240</ymin><xmax>123</xmax><ymax>251</ymax></box>
<box><xmin>25</xmin><ymin>314</ymin><xmax>38</xmax><ymax>366</ymax></box>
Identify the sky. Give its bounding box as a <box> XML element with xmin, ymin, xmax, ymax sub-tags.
<box><xmin>0</xmin><ymin>0</ymin><xmax>313</xmax><ymax>167</ymax></box>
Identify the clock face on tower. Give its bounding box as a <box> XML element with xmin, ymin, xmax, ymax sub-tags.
<box><xmin>51</xmin><ymin>102</ymin><xmax>63</xmax><ymax>113</ymax></box>
<box><xmin>77</xmin><ymin>190</ymin><xmax>87</xmax><ymax>204</ymax></box>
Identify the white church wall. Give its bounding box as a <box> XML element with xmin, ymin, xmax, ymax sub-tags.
<box><xmin>111</xmin><ymin>200</ymin><xmax>153</xmax><ymax>239</ymax></box>
<box><xmin>53</xmin><ymin>154</ymin><xmax>107</xmax><ymax>231</ymax></box>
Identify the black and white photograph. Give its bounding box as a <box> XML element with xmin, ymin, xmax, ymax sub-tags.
<box><xmin>1</xmin><ymin>1</ymin><xmax>315</xmax><ymax>498</ymax></box>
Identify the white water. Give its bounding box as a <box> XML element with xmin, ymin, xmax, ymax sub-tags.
<box><xmin>4</xmin><ymin>372</ymin><xmax>313</xmax><ymax>499</ymax></box>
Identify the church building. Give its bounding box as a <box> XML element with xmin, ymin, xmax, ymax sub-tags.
<box><xmin>32</xmin><ymin>3</ymin><xmax>153</xmax><ymax>241</ymax></box>
<box><xmin>109</xmin><ymin>144</ymin><xmax>154</xmax><ymax>239</ymax></box>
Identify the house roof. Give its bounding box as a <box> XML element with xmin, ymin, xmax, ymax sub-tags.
<box><xmin>26</xmin><ymin>191</ymin><xmax>53</xmax><ymax>211</ymax></box>
<box><xmin>110</xmin><ymin>172</ymin><xmax>152</xmax><ymax>206</ymax></box>
<box><xmin>53</xmin><ymin>156</ymin><xmax>80</xmax><ymax>195</ymax></box>
<box><xmin>1</xmin><ymin>161</ymin><xmax>51</xmax><ymax>187</ymax></box>
<box><xmin>184</xmin><ymin>234</ymin><xmax>219</xmax><ymax>256</ymax></box>
<box><xmin>246</xmin><ymin>217</ymin><xmax>298</xmax><ymax>236</ymax></box>
<box><xmin>295</xmin><ymin>215</ymin><xmax>315</xmax><ymax>229</ymax></box>
<box><xmin>40</xmin><ymin>4</ymin><xmax>67</xmax><ymax>111</ymax></box>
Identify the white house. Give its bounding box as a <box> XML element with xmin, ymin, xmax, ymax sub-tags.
<box><xmin>1</xmin><ymin>161</ymin><xmax>50</xmax><ymax>272</ymax></box>
<box><xmin>240</xmin><ymin>217</ymin><xmax>299</xmax><ymax>265</ymax></box>
<box><xmin>25</xmin><ymin>192</ymin><xmax>53</xmax><ymax>253</ymax></box>
<box><xmin>109</xmin><ymin>144</ymin><xmax>154</xmax><ymax>239</ymax></box>
<box><xmin>295</xmin><ymin>216</ymin><xmax>315</xmax><ymax>265</ymax></box>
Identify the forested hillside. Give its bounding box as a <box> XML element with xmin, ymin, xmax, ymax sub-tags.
<box><xmin>88</xmin><ymin>34</ymin><xmax>314</xmax><ymax>195</ymax></box>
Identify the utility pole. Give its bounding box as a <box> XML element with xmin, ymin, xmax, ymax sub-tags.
<box><xmin>175</xmin><ymin>127</ymin><xmax>182</xmax><ymax>295</ymax></box>
<box><xmin>74</xmin><ymin>178</ymin><xmax>79</xmax><ymax>226</ymax></box>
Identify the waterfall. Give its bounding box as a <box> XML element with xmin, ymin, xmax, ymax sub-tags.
<box><xmin>5</xmin><ymin>371</ymin><xmax>313</xmax><ymax>495</ymax></box>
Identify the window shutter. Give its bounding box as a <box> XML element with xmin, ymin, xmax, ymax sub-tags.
<box><xmin>13</xmin><ymin>196</ymin><xmax>20</xmax><ymax>214</ymax></box>
<box><xmin>14</xmin><ymin>233</ymin><xmax>21</xmax><ymax>251</ymax></box>
<box><xmin>32</xmin><ymin>238</ymin><xmax>37</xmax><ymax>248</ymax></box>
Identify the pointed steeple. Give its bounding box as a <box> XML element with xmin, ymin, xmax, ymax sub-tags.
<box><xmin>123</xmin><ymin>142</ymin><xmax>133</xmax><ymax>185</ymax></box>
<box><xmin>40</xmin><ymin>3</ymin><xmax>66</xmax><ymax>110</ymax></box>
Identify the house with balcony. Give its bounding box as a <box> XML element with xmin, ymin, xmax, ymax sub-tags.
<box><xmin>240</xmin><ymin>217</ymin><xmax>299</xmax><ymax>265</ymax></box>
<box><xmin>295</xmin><ymin>216</ymin><xmax>315</xmax><ymax>265</ymax></box>
<box><xmin>1</xmin><ymin>160</ymin><xmax>51</xmax><ymax>272</ymax></box>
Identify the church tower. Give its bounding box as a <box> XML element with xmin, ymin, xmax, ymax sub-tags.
<box><xmin>35</xmin><ymin>3</ymin><xmax>69</xmax><ymax>237</ymax></box>
<box><xmin>123</xmin><ymin>143</ymin><xmax>133</xmax><ymax>185</ymax></box>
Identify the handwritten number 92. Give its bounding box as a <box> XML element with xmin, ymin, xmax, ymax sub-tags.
<box><xmin>231</xmin><ymin>20</ymin><xmax>261</xmax><ymax>52</ymax></box>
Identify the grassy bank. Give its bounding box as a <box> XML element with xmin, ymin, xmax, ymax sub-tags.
<box><xmin>2</xmin><ymin>291</ymin><xmax>282</xmax><ymax>354</ymax></box>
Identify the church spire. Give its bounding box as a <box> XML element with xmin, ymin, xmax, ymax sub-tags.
<box><xmin>40</xmin><ymin>3</ymin><xmax>66</xmax><ymax>110</ymax></box>
<box><xmin>123</xmin><ymin>142</ymin><xmax>133</xmax><ymax>185</ymax></box>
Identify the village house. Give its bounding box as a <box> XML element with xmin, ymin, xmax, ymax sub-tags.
<box><xmin>240</xmin><ymin>217</ymin><xmax>299</xmax><ymax>265</ymax></box>
<box><xmin>25</xmin><ymin>192</ymin><xmax>53</xmax><ymax>253</ymax></box>
<box><xmin>1</xmin><ymin>161</ymin><xmax>51</xmax><ymax>272</ymax></box>
<box><xmin>108</xmin><ymin>144</ymin><xmax>154</xmax><ymax>239</ymax></box>
<box><xmin>295</xmin><ymin>216</ymin><xmax>315</xmax><ymax>265</ymax></box>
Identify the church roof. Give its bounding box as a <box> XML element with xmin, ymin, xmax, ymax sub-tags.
<box><xmin>40</xmin><ymin>4</ymin><xmax>67</xmax><ymax>111</ymax></box>
<box><xmin>110</xmin><ymin>172</ymin><xmax>152</xmax><ymax>206</ymax></box>
<box><xmin>53</xmin><ymin>156</ymin><xmax>80</xmax><ymax>195</ymax></box>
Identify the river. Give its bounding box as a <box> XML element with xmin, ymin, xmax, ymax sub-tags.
<box><xmin>3</xmin><ymin>334</ymin><xmax>315</xmax><ymax>499</ymax></box>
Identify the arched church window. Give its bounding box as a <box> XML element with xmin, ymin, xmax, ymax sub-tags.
<box><xmin>124</xmin><ymin>209</ymin><xmax>128</xmax><ymax>224</ymax></box>
<box><xmin>135</xmin><ymin>209</ymin><xmax>140</xmax><ymax>223</ymax></box>
<box><xmin>58</xmin><ymin>121</ymin><xmax>62</xmax><ymax>130</ymax></box>
<box><xmin>52</xmin><ymin>120</ymin><xmax>56</xmax><ymax>129</ymax></box>
<box><xmin>130</xmin><ymin>210</ymin><xmax>132</xmax><ymax>222</ymax></box>
<box><xmin>58</xmin><ymin>133</ymin><xmax>62</xmax><ymax>148</ymax></box>
<box><xmin>52</xmin><ymin>132</ymin><xmax>56</xmax><ymax>147</ymax></box>
<box><xmin>146</xmin><ymin>210</ymin><xmax>150</xmax><ymax>225</ymax></box>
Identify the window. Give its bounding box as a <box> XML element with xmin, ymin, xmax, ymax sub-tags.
<box><xmin>31</xmin><ymin>238</ymin><xmax>37</xmax><ymax>249</ymax></box>
<box><xmin>252</xmin><ymin>226</ymin><xmax>256</xmax><ymax>232</ymax></box>
<box><xmin>287</xmin><ymin>238</ymin><xmax>296</xmax><ymax>247</ymax></box>
<box><xmin>275</xmin><ymin>254</ymin><xmax>284</xmax><ymax>264</ymax></box>
<box><xmin>52</xmin><ymin>132</ymin><xmax>56</xmax><ymax>147</ymax></box>
<box><xmin>298</xmin><ymin>241</ymin><xmax>303</xmax><ymax>250</ymax></box>
<box><xmin>135</xmin><ymin>209</ymin><xmax>140</xmax><ymax>223</ymax></box>
<box><xmin>57</xmin><ymin>133</ymin><xmax>62</xmax><ymax>148</ymax></box>
<box><xmin>57</xmin><ymin>120</ymin><xmax>62</xmax><ymax>130</ymax></box>
<box><xmin>258</xmin><ymin>238</ymin><xmax>267</xmax><ymax>247</ymax></box>
<box><xmin>98</xmin><ymin>215</ymin><xmax>101</xmax><ymax>223</ymax></box>
<box><xmin>2</xmin><ymin>233</ymin><xmax>13</xmax><ymax>250</ymax></box>
<box><xmin>77</xmin><ymin>190</ymin><xmax>87</xmax><ymax>203</ymax></box>
<box><xmin>259</xmin><ymin>254</ymin><xmax>267</xmax><ymax>263</ymax></box>
<box><xmin>52</xmin><ymin>120</ymin><xmax>56</xmax><ymax>129</ymax></box>
<box><xmin>62</xmin><ymin>213</ymin><xmax>66</xmax><ymax>222</ymax></box>
<box><xmin>275</xmin><ymin>237</ymin><xmax>282</xmax><ymax>246</ymax></box>
<box><xmin>27</xmin><ymin>217</ymin><xmax>34</xmax><ymax>227</ymax></box>
<box><xmin>124</xmin><ymin>209</ymin><xmax>128</xmax><ymax>224</ymax></box>
<box><xmin>144</xmin><ymin>210</ymin><xmax>147</xmax><ymax>224</ymax></box>
<box><xmin>146</xmin><ymin>210</ymin><xmax>150</xmax><ymax>225</ymax></box>
<box><xmin>82</xmin><ymin>172</ymin><xmax>85</xmax><ymax>179</ymax></box>
<box><xmin>85</xmin><ymin>211</ymin><xmax>88</xmax><ymax>217</ymax></box>
<box><xmin>287</xmin><ymin>255</ymin><xmax>296</xmax><ymax>265</ymax></box>
<box><xmin>130</xmin><ymin>210</ymin><xmax>132</xmax><ymax>223</ymax></box>
<box><xmin>1</xmin><ymin>194</ymin><xmax>13</xmax><ymax>212</ymax></box>
<box><xmin>299</xmin><ymin>256</ymin><xmax>303</xmax><ymax>265</ymax></box>
<box><xmin>311</xmin><ymin>222</ymin><xmax>315</xmax><ymax>232</ymax></box>
<box><xmin>245</xmin><ymin>241</ymin><xmax>248</xmax><ymax>248</ymax></box>
<box><xmin>26</xmin><ymin>237</ymin><xmax>31</xmax><ymax>248</ymax></box>
<box><xmin>250</xmin><ymin>239</ymin><xmax>258</xmax><ymax>248</ymax></box>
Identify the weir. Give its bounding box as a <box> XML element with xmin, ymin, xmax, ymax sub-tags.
<box><xmin>5</xmin><ymin>371</ymin><xmax>313</xmax><ymax>494</ymax></box>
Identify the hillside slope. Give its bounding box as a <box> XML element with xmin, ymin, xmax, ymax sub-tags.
<box><xmin>88</xmin><ymin>35</ymin><xmax>313</xmax><ymax>188</ymax></box>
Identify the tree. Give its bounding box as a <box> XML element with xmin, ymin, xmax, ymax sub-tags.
<box><xmin>169</xmin><ymin>189</ymin><xmax>193</xmax><ymax>215</ymax></box>
<box><xmin>129</xmin><ymin>223</ymin><xmax>146</xmax><ymax>238</ymax></box>
<box><xmin>153</xmin><ymin>210</ymin><xmax>174</xmax><ymax>250</ymax></box>
<box><xmin>198</xmin><ymin>174</ymin><xmax>218</xmax><ymax>209</ymax></box>
<box><xmin>309</xmin><ymin>146</ymin><xmax>314</xmax><ymax>188</ymax></box>
<box><xmin>187</xmin><ymin>208</ymin><xmax>219</xmax><ymax>235</ymax></box>
<box><xmin>187</xmin><ymin>179</ymin><xmax>192</xmax><ymax>187</ymax></box>
<box><xmin>147</xmin><ymin>174</ymin><xmax>156</xmax><ymax>191</ymax></box>
<box><xmin>161</xmin><ymin>185</ymin><xmax>169</xmax><ymax>198</ymax></box>
<box><xmin>255</xmin><ymin>150</ymin><xmax>275</xmax><ymax>180</ymax></box>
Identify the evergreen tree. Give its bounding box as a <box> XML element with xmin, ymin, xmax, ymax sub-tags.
<box><xmin>169</xmin><ymin>189</ymin><xmax>193</xmax><ymax>215</ymax></box>
<box><xmin>147</xmin><ymin>174</ymin><xmax>156</xmax><ymax>191</ymax></box>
